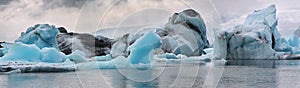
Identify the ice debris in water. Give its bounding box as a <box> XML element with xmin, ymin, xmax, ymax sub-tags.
<box><xmin>90</xmin><ymin>54</ymin><xmax>113</xmax><ymax>61</ymax></box>
<box><xmin>0</xmin><ymin>59</ymin><xmax>76</xmax><ymax>73</ymax></box>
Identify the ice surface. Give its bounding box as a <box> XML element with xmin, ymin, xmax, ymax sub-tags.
<box><xmin>0</xmin><ymin>59</ymin><xmax>76</xmax><ymax>73</ymax></box>
<box><xmin>0</xmin><ymin>49</ymin><xmax>3</xmax><ymax>57</ymax></box>
<box><xmin>66</xmin><ymin>50</ymin><xmax>88</xmax><ymax>63</ymax></box>
<box><xmin>0</xmin><ymin>43</ymin><xmax>67</xmax><ymax>63</ymax></box>
<box><xmin>57</xmin><ymin>33</ymin><xmax>112</xmax><ymax>57</ymax></box>
<box><xmin>276</xmin><ymin>34</ymin><xmax>300</xmax><ymax>54</ymax></box>
<box><xmin>128</xmin><ymin>31</ymin><xmax>161</xmax><ymax>64</ymax></box>
<box><xmin>156</xmin><ymin>53</ymin><xmax>179</xmax><ymax>59</ymax></box>
<box><xmin>294</xmin><ymin>26</ymin><xmax>300</xmax><ymax>37</ymax></box>
<box><xmin>157</xmin><ymin>9</ymin><xmax>209</xmax><ymax>56</ymax></box>
<box><xmin>91</xmin><ymin>54</ymin><xmax>113</xmax><ymax>61</ymax></box>
<box><xmin>41</xmin><ymin>48</ymin><xmax>67</xmax><ymax>63</ymax></box>
<box><xmin>215</xmin><ymin>5</ymin><xmax>278</xmax><ymax>59</ymax></box>
<box><xmin>15</xmin><ymin>24</ymin><xmax>59</xmax><ymax>49</ymax></box>
<box><xmin>110</xmin><ymin>34</ymin><xmax>129</xmax><ymax>58</ymax></box>
<box><xmin>76</xmin><ymin>56</ymin><xmax>128</xmax><ymax>69</ymax></box>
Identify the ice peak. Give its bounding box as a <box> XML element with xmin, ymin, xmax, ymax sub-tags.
<box><xmin>245</xmin><ymin>4</ymin><xmax>277</xmax><ymax>26</ymax></box>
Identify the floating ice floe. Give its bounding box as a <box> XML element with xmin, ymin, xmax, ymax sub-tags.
<box><xmin>0</xmin><ymin>59</ymin><xmax>76</xmax><ymax>74</ymax></box>
<box><xmin>154</xmin><ymin>48</ymin><xmax>213</xmax><ymax>63</ymax></box>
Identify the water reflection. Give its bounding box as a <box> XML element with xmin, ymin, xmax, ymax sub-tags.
<box><xmin>7</xmin><ymin>60</ymin><xmax>300</xmax><ymax>88</ymax></box>
<box><xmin>226</xmin><ymin>60</ymin><xmax>300</xmax><ymax>68</ymax></box>
<box><xmin>226</xmin><ymin>60</ymin><xmax>276</xmax><ymax>68</ymax></box>
<box><xmin>0</xmin><ymin>62</ymin><xmax>211</xmax><ymax>88</ymax></box>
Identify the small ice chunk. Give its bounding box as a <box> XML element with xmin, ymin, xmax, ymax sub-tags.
<box><xmin>91</xmin><ymin>54</ymin><xmax>113</xmax><ymax>61</ymax></box>
<box><xmin>66</xmin><ymin>50</ymin><xmax>88</xmax><ymax>63</ymax></box>
<box><xmin>41</xmin><ymin>48</ymin><xmax>67</xmax><ymax>63</ymax></box>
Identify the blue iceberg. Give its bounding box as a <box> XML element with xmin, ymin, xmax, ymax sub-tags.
<box><xmin>0</xmin><ymin>43</ymin><xmax>67</xmax><ymax>63</ymax></box>
<box><xmin>15</xmin><ymin>24</ymin><xmax>59</xmax><ymax>49</ymax></box>
<box><xmin>128</xmin><ymin>31</ymin><xmax>161</xmax><ymax>64</ymax></box>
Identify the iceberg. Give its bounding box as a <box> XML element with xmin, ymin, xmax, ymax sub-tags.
<box><xmin>157</xmin><ymin>9</ymin><xmax>209</xmax><ymax>56</ymax></box>
<box><xmin>0</xmin><ymin>43</ymin><xmax>67</xmax><ymax>63</ymax></box>
<box><xmin>15</xmin><ymin>24</ymin><xmax>59</xmax><ymax>49</ymax></box>
<box><xmin>215</xmin><ymin>5</ymin><xmax>278</xmax><ymax>59</ymax></box>
<box><xmin>128</xmin><ymin>31</ymin><xmax>161</xmax><ymax>64</ymax></box>
<box><xmin>57</xmin><ymin>32</ymin><xmax>112</xmax><ymax>57</ymax></box>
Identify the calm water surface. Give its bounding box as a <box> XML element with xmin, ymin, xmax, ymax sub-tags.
<box><xmin>1</xmin><ymin>60</ymin><xmax>300</xmax><ymax>88</ymax></box>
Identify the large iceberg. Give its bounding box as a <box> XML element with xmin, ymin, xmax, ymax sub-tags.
<box><xmin>215</xmin><ymin>5</ymin><xmax>278</xmax><ymax>59</ymax></box>
<box><xmin>15</xmin><ymin>24</ymin><xmax>59</xmax><ymax>49</ymax></box>
<box><xmin>157</xmin><ymin>9</ymin><xmax>210</xmax><ymax>56</ymax></box>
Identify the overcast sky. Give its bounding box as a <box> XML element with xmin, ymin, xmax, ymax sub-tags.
<box><xmin>0</xmin><ymin>0</ymin><xmax>299</xmax><ymax>42</ymax></box>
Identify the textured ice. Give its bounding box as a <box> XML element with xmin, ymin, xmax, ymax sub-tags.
<box><xmin>294</xmin><ymin>26</ymin><xmax>300</xmax><ymax>37</ymax></box>
<box><xmin>91</xmin><ymin>54</ymin><xmax>113</xmax><ymax>61</ymax></box>
<box><xmin>0</xmin><ymin>49</ymin><xmax>3</xmax><ymax>57</ymax></box>
<box><xmin>156</xmin><ymin>53</ymin><xmax>179</xmax><ymax>59</ymax></box>
<box><xmin>57</xmin><ymin>33</ymin><xmax>112</xmax><ymax>57</ymax></box>
<box><xmin>215</xmin><ymin>5</ymin><xmax>278</xmax><ymax>59</ymax></box>
<box><xmin>66</xmin><ymin>50</ymin><xmax>88</xmax><ymax>63</ymax></box>
<box><xmin>41</xmin><ymin>48</ymin><xmax>67</xmax><ymax>63</ymax></box>
<box><xmin>0</xmin><ymin>59</ymin><xmax>76</xmax><ymax>73</ymax></box>
<box><xmin>128</xmin><ymin>31</ymin><xmax>161</xmax><ymax>64</ymax></box>
<box><xmin>15</xmin><ymin>24</ymin><xmax>59</xmax><ymax>49</ymax></box>
<box><xmin>0</xmin><ymin>43</ymin><xmax>67</xmax><ymax>63</ymax></box>
<box><xmin>157</xmin><ymin>9</ymin><xmax>209</xmax><ymax>56</ymax></box>
<box><xmin>110</xmin><ymin>34</ymin><xmax>129</xmax><ymax>58</ymax></box>
<box><xmin>276</xmin><ymin>34</ymin><xmax>300</xmax><ymax>54</ymax></box>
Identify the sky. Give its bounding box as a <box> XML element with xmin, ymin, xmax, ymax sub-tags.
<box><xmin>0</xmin><ymin>0</ymin><xmax>299</xmax><ymax>42</ymax></box>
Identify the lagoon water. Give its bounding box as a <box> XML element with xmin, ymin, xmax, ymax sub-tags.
<box><xmin>1</xmin><ymin>60</ymin><xmax>300</xmax><ymax>88</ymax></box>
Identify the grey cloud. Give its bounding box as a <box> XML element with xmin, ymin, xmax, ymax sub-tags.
<box><xmin>0</xmin><ymin>0</ymin><xmax>18</xmax><ymax>5</ymax></box>
<box><xmin>42</xmin><ymin>0</ymin><xmax>89</xmax><ymax>9</ymax></box>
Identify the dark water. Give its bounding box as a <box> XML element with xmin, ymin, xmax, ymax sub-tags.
<box><xmin>1</xmin><ymin>60</ymin><xmax>300</xmax><ymax>88</ymax></box>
